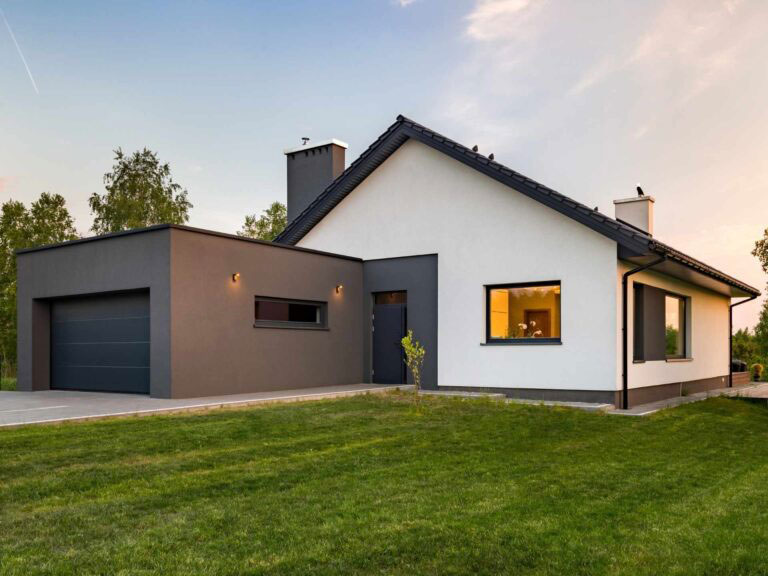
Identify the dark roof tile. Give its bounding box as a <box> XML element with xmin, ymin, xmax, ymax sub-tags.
<box><xmin>275</xmin><ymin>115</ymin><xmax>759</xmax><ymax>297</ymax></box>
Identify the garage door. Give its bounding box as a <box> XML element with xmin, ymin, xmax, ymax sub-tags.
<box><xmin>51</xmin><ymin>291</ymin><xmax>150</xmax><ymax>394</ymax></box>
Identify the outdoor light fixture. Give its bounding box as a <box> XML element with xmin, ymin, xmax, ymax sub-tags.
<box><xmin>232</xmin><ymin>273</ymin><xmax>240</xmax><ymax>283</ymax></box>
<box><xmin>336</xmin><ymin>284</ymin><xmax>343</xmax><ymax>294</ymax></box>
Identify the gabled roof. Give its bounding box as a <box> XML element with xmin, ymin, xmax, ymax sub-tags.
<box><xmin>276</xmin><ymin>115</ymin><xmax>759</xmax><ymax>298</ymax></box>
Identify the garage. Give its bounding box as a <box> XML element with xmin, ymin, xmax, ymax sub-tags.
<box><xmin>51</xmin><ymin>291</ymin><xmax>150</xmax><ymax>394</ymax></box>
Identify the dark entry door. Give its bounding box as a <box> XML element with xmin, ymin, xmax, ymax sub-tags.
<box><xmin>372</xmin><ymin>292</ymin><xmax>407</xmax><ymax>384</ymax></box>
<box><xmin>51</xmin><ymin>291</ymin><xmax>150</xmax><ymax>394</ymax></box>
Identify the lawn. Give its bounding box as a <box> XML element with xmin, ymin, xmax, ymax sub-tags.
<box><xmin>2</xmin><ymin>393</ymin><xmax>768</xmax><ymax>575</ymax></box>
<box><xmin>0</xmin><ymin>378</ymin><xmax>16</xmax><ymax>391</ymax></box>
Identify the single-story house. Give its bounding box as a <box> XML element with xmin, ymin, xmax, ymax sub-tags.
<box><xmin>16</xmin><ymin>115</ymin><xmax>760</xmax><ymax>408</ymax></box>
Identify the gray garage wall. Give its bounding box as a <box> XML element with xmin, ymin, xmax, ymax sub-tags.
<box><xmin>16</xmin><ymin>228</ymin><xmax>172</xmax><ymax>396</ymax></box>
<box><xmin>363</xmin><ymin>254</ymin><xmax>438</xmax><ymax>389</ymax></box>
<box><xmin>169</xmin><ymin>228</ymin><xmax>364</xmax><ymax>397</ymax></box>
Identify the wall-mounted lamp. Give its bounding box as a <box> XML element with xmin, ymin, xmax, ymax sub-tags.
<box><xmin>232</xmin><ymin>273</ymin><xmax>241</xmax><ymax>283</ymax></box>
<box><xmin>335</xmin><ymin>284</ymin><xmax>343</xmax><ymax>294</ymax></box>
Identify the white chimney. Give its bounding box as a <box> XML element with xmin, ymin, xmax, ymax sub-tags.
<box><xmin>614</xmin><ymin>193</ymin><xmax>654</xmax><ymax>235</ymax></box>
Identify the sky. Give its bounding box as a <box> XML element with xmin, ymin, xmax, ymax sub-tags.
<box><xmin>1</xmin><ymin>0</ymin><xmax>766</xmax><ymax>329</ymax></box>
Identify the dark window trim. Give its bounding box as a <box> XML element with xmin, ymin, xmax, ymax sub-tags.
<box><xmin>253</xmin><ymin>295</ymin><xmax>328</xmax><ymax>330</ymax></box>
<box><xmin>484</xmin><ymin>281</ymin><xmax>562</xmax><ymax>345</ymax></box>
<box><xmin>664</xmin><ymin>292</ymin><xmax>687</xmax><ymax>360</ymax></box>
<box><xmin>633</xmin><ymin>283</ymin><xmax>691</xmax><ymax>361</ymax></box>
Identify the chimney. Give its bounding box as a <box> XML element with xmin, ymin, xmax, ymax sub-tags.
<box><xmin>614</xmin><ymin>192</ymin><xmax>654</xmax><ymax>235</ymax></box>
<box><xmin>284</xmin><ymin>139</ymin><xmax>347</xmax><ymax>223</ymax></box>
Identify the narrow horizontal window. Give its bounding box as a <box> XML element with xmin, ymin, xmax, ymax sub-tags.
<box><xmin>254</xmin><ymin>296</ymin><xmax>327</xmax><ymax>329</ymax></box>
<box><xmin>486</xmin><ymin>282</ymin><xmax>561</xmax><ymax>343</ymax></box>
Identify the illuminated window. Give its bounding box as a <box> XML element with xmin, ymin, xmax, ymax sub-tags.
<box><xmin>486</xmin><ymin>282</ymin><xmax>561</xmax><ymax>343</ymax></box>
<box><xmin>254</xmin><ymin>296</ymin><xmax>327</xmax><ymax>329</ymax></box>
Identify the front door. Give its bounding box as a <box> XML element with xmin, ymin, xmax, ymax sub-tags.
<box><xmin>372</xmin><ymin>291</ymin><xmax>407</xmax><ymax>384</ymax></box>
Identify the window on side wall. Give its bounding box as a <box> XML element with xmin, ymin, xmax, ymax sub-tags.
<box><xmin>633</xmin><ymin>283</ymin><xmax>689</xmax><ymax>361</ymax></box>
<box><xmin>486</xmin><ymin>282</ymin><xmax>561</xmax><ymax>344</ymax></box>
<box><xmin>254</xmin><ymin>296</ymin><xmax>327</xmax><ymax>329</ymax></box>
<box><xmin>664</xmin><ymin>294</ymin><xmax>686</xmax><ymax>359</ymax></box>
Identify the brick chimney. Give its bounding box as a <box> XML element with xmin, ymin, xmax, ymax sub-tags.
<box><xmin>284</xmin><ymin>139</ymin><xmax>347</xmax><ymax>223</ymax></box>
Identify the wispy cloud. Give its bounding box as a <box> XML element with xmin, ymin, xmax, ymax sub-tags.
<box><xmin>439</xmin><ymin>0</ymin><xmax>768</xmax><ymax>328</ymax></box>
<box><xmin>0</xmin><ymin>7</ymin><xmax>39</xmax><ymax>95</ymax></box>
<box><xmin>395</xmin><ymin>0</ymin><xmax>418</xmax><ymax>6</ymax></box>
<box><xmin>465</xmin><ymin>0</ymin><xmax>537</xmax><ymax>42</ymax></box>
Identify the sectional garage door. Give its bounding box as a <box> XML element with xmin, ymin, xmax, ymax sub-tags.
<box><xmin>51</xmin><ymin>291</ymin><xmax>150</xmax><ymax>394</ymax></box>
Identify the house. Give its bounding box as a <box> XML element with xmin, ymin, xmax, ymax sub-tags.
<box><xmin>16</xmin><ymin>115</ymin><xmax>760</xmax><ymax>408</ymax></box>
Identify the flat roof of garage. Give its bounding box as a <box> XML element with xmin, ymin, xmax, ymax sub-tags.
<box><xmin>15</xmin><ymin>223</ymin><xmax>362</xmax><ymax>262</ymax></box>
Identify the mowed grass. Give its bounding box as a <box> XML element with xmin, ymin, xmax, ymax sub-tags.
<box><xmin>2</xmin><ymin>394</ymin><xmax>768</xmax><ymax>575</ymax></box>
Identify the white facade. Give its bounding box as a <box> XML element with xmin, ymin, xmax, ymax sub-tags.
<box><xmin>299</xmin><ymin>140</ymin><xmax>620</xmax><ymax>393</ymax></box>
<box><xmin>618</xmin><ymin>263</ymin><xmax>731</xmax><ymax>391</ymax></box>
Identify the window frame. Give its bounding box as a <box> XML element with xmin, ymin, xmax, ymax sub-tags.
<box><xmin>663</xmin><ymin>292</ymin><xmax>687</xmax><ymax>360</ymax></box>
<box><xmin>484</xmin><ymin>281</ymin><xmax>562</xmax><ymax>345</ymax></box>
<box><xmin>633</xmin><ymin>283</ymin><xmax>691</xmax><ymax>362</ymax></box>
<box><xmin>253</xmin><ymin>295</ymin><xmax>328</xmax><ymax>330</ymax></box>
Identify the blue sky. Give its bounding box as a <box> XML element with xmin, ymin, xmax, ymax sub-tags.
<box><xmin>1</xmin><ymin>0</ymin><xmax>767</xmax><ymax>328</ymax></box>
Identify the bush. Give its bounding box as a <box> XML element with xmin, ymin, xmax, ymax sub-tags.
<box><xmin>752</xmin><ymin>363</ymin><xmax>765</xmax><ymax>382</ymax></box>
<box><xmin>401</xmin><ymin>330</ymin><xmax>426</xmax><ymax>392</ymax></box>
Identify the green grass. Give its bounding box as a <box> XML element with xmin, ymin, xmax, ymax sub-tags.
<box><xmin>2</xmin><ymin>393</ymin><xmax>768</xmax><ymax>575</ymax></box>
<box><xmin>0</xmin><ymin>377</ymin><xmax>16</xmax><ymax>391</ymax></box>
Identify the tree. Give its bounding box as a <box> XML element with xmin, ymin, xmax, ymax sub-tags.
<box><xmin>753</xmin><ymin>229</ymin><xmax>768</xmax><ymax>274</ymax></box>
<box><xmin>89</xmin><ymin>148</ymin><xmax>192</xmax><ymax>234</ymax></box>
<box><xmin>237</xmin><ymin>201</ymin><xmax>287</xmax><ymax>241</ymax></box>
<box><xmin>752</xmin><ymin>229</ymin><xmax>768</xmax><ymax>357</ymax></box>
<box><xmin>733</xmin><ymin>328</ymin><xmax>759</xmax><ymax>367</ymax></box>
<box><xmin>755</xmin><ymin>300</ymin><xmax>768</xmax><ymax>358</ymax></box>
<box><xmin>0</xmin><ymin>193</ymin><xmax>78</xmax><ymax>377</ymax></box>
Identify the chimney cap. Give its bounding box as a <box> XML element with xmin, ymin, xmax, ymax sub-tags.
<box><xmin>613</xmin><ymin>195</ymin><xmax>655</xmax><ymax>205</ymax></box>
<box><xmin>284</xmin><ymin>138</ymin><xmax>348</xmax><ymax>155</ymax></box>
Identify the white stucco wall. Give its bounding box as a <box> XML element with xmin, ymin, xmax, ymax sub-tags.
<box><xmin>618</xmin><ymin>263</ymin><xmax>731</xmax><ymax>390</ymax></box>
<box><xmin>298</xmin><ymin>139</ymin><xmax>619</xmax><ymax>392</ymax></box>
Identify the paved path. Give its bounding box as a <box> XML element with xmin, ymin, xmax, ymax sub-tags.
<box><xmin>0</xmin><ymin>384</ymin><xmax>412</xmax><ymax>428</ymax></box>
<box><xmin>610</xmin><ymin>382</ymin><xmax>768</xmax><ymax>416</ymax></box>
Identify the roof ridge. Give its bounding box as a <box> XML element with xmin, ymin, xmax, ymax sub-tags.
<box><xmin>274</xmin><ymin>114</ymin><xmax>758</xmax><ymax>297</ymax></box>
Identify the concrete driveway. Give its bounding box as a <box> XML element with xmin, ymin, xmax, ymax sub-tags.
<box><xmin>0</xmin><ymin>383</ymin><xmax>410</xmax><ymax>428</ymax></box>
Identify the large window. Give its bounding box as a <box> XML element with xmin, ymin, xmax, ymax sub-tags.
<box><xmin>254</xmin><ymin>296</ymin><xmax>327</xmax><ymax>329</ymax></box>
<box><xmin>486</xmin><ymin>282</ymin><xmax>561</xmax><ymax>343</ymax></box>
<box><xmin>633</xmin><ymin>284</ymin><xmax>689</xmax><ymax>361</ymax></box>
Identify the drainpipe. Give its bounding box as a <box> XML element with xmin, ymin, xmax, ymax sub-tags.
<box><xmin>729</xmin><ymin>294</ymin><xmax>759</xmax><ymax>387</ymax></box>
<box><xmin>622</xmin><ymin>256</ymin><xmax>666</xmax><ymax>410</ymax></box>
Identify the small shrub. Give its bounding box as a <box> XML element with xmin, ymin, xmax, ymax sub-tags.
<box><xmin>401</xmin><ymin>330</ymin><xmax>426</xmax><ymax>392</ymax></box>
<box><xmin>752</xmin><ymin>363</ymin><xmax>765</xmax><ymax>382</ymax></box>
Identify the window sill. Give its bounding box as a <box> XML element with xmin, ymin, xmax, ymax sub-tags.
<box><xmin>481</xmin><ymin>339</ymin><xmax>562</xmax><ymax>346</ymax></box>
<box><xmin>666</xmin><ymin>357</ymin><xmax>693</xmax><ymax>363</ymax></box>
<box><xmin>253</xmin><ymin>323</ymin><xmax>329</xmax><ymax>331</ymax></box>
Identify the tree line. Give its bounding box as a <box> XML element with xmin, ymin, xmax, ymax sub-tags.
<box><xmin>0</xmin><ymin>148</ymin><xmax>286</xmax><ymax>378</ymax></box>
<box><xmin>733</xmin><ymin>237</ymin><xmax>768</xmax><ymax>380</ymax></box>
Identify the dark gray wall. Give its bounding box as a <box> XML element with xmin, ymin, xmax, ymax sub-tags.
<box><xmin>634</xmin><ymin>283</ymin><xmax>667</xmax><ymax>361</ymax></box>
<box><xmin>169</xmin><ymin>228</ymin><xmax>364</xmax><ymax>397</ymax></box>
<box><xmin>16</xmin><ymin>229</ymin><xmax>172</xmax><ymax>396</ymax></box>
<box><xmin>286</xmin><ymin>143</ymin><xmax>345</xmax><ymax>223</ymax></box>
<box><xmin>363</xmin><ymin>254</ymin><xmax>438</xmax><ymax>389</ymax></box>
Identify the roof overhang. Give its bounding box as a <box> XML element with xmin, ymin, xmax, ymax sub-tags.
<box><xmin>620</xmin><ymin>247</ymin><xmax>760</xmax><ymax>299</ymax></box>
<box><xmin>276</xmin><ymin>114</ymin><xmax>759</xmax><ymax>300</ymax></box>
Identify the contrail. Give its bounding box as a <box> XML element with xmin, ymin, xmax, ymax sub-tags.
<box><xmin>0</xmin><ymin>7</ymin><xmax>39</xmax><ymax>95</ymax></box>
